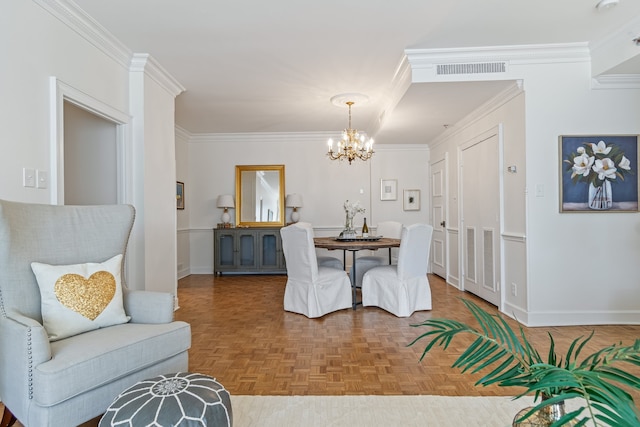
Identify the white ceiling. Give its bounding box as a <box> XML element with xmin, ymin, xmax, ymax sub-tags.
<box><xmin>73</xmin><ymin>0</ymin><xmax>640</xmax><ymax>144</ymax></box>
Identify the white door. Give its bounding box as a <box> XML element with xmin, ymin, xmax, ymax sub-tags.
<box><xmin>430</xmin><ymin>156</ymin><xmax>447</xmax><ymax>278</ymax></box>
<box><xmin>461</xmin><ymin>133</ymin><xmax>500</xmax><ymax>306</ymax></box>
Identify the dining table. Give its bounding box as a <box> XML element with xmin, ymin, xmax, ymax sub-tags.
<box><xmin>313</xmin><ymin>236</ymin><xmax>401</xmax><ymax>309</ymax></box>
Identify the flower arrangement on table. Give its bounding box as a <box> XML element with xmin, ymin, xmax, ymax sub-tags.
<box><xmin>342</xmin><ymin>200</ymin><xmax>365</xmax><ymax>237</ymax></box>
<box><xmin>564</xmin><ymin>140</ymin><xmax>634</xmax><ymax>210</ymax></box>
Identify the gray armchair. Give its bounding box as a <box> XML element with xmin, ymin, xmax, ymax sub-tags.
<box><xmin>0</xmin><ymin>200</ymin><xmax>191</xmax><ymax>426</ymax></box>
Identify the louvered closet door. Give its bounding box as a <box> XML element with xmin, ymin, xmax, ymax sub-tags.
<box><xmin>461</xmin><ymin>133</ymin><xmax>500</xmax><ymax>307</ymax></box>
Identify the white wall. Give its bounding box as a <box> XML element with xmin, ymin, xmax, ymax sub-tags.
<box><xmin>430</xmin><ymin>86</ymin><xmax>527</xmax><ymax>316</ymax></box>
<box><xmin>521</xmin><ymin>62</ymin><xmax>640</xmax><ymax>326</ymax></box>
<box><xmin>181</xmin><ymin>134</ymin><xmax>430</xmax><ymax>274</ymax></box>
<box><xmin>2</xmin><ymin>2</ymin><xmax>183</xmax><ymax>298</ymax></box>
<box><xmin>0</xmin><ymin>1</ymin><xmax>129</xmax><ymax>204</ymax></box>
<box><xmin>428</xmin><ymin>60</ymin><xmax>640</xmax><ymax>326</ymax></box>
<box><xmin>132</xmin><ymin>58</ymin><xmax>182</xmax><ymax>296</ymax></box>
<box><xmin>176</xmin><ymin>128</ymin><xmax>190</xmax><ymax>279</ymax></box>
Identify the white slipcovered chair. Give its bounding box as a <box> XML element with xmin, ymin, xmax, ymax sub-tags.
<box><xmin>362</xmin><ymin>223</ymin><xmax>433</xmax><ymax>317</ymax></box>
<box><xmin>280</xmin><ymin>223</ymin><xmax>352</xmax><ymax>318</ymax></box>
<box><xmin>0</xmin><ymin>200</ymin><xmax>191</xmax><ymax>427</ymax></box>
<box><xmin>317</xmin><ymin>256</ymin><xmax>344</xmax><ymax>270</ymax></box>
<box><xmin>350</xmin><ymin>221</ymin><xmax>402</xmax><ymax>288</ymax></box>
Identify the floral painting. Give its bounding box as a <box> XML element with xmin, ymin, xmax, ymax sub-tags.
<box><xmin>560</xmin><ymin>135</ymin><xmax>639</xmax><ymax>212</ymax></box>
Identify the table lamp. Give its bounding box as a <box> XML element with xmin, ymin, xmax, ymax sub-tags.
<box><xmin>216</xmin><ymin>194</ymin><xmax>235</xmax><ymax>224</ymax></box>
<box><xmin>286</xmin><ymin>193</ymin><xmax>303</xmax><ymax>223</ymax></box>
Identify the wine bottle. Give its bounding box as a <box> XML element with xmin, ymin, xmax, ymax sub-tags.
<box><xmin>362</xmin><ymin>217</ymin><xmax>369</xmax><ymax>237</ymax></box>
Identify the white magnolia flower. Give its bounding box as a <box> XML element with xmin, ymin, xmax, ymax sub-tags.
<box><xmin>344</xmin><ymin>200</ymin><xmax>365</xmax><ymax>217</ymax></box>
<box><xmin>576</xmin><ymin>146</ymin><xmax>585</xmax><ymax>154</ymax></box>
<box><xmin>591</xmin><ymin>140</ymin><xmax>612</xmax><ymax>155</ymax></box>
<box><xmin>619</xmin><ymin>155</ymin><xmax>631</xmax><ymax>171</ymax></box>
<box><xmin>571</xmin><ymin>153</ymin><xmax>594</xmax><ymax>178</ymax></box>
<box><xmin>592</xmin><ymin>158</ymin><xmax>617</xmax><ymax>180</ymax></box>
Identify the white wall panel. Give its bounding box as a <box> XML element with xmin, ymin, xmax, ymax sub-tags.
<box><xmin>184</xmin><ymin>137</ymin><xmax>429</xmax><ymax>273</ymax></box>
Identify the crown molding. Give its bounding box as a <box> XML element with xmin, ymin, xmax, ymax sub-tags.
<box><xmin>188</xmin><ymin>132</ymin><xmax>428</xmax><ymax>151</ymax></box>
<box><xmin>590</xmin><ymin>15</ymin><xmax>640</xmax><ymax>76</ymax></box>
<box><xmin>35</xmin><ymin>1</ymin><xmax>185</xmax><ymax>96</ymax></box>
<box><xmin>189</xmin><ymin>132</ymin><xmax>335</xmax><ymax>144</ymax></box>
<box><xmin>374</xmin><ymin>144</ymin><xmax>429</xmax><ymax>152</ymax></box>
<box><xmin>591</xmin><ymin>74</ymin><xmax>640</xmax><ymax>89</ymax></box>
<box><xmin>130</xmin><ymin>54</ymin><xmax>185</xmax><ymax>97</ymax></box>
<box><xmin>406</xmin><ymin>43</ymin><xmax>590</xmax><ymax>70</ymax></box>
<box><xmin>590</xmin><ymin>14</ymin><xmax>640</xmax><ymax>51</ymax></box>
<box><xmin>366</xmin><ymin>55</ymin><xmax>413</xmax><ymax>136</ymax></box>
<box><xmin>33</xmin><ymin>0</ymin><xmax>132</xmax><ymax>68</ymax></box>
<box><xmin>429</xmin><ymin>81</ymin><xmax>524</xmax><ymax>149</ymax></box>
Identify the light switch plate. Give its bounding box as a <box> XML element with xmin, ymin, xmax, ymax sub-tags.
<box><xmin>23</xmin><ymin>168</ymin><xmax>35</xmax><ymax>187</ymax></box>
<box><xmin>37</xmin><ymin>170</ymin><xmax>48</xmax><ymax>189</ymax></box>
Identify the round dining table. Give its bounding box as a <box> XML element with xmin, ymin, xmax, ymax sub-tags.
<box><xmin>313</xmin><ymin>237</ymin><xmax>401</xmax><ymax>309</ymax></box>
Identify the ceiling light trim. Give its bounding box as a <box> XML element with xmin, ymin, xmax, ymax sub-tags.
<box><xmin>595</xmin><ymin>0</ymin><xmax>620</xmax><ymax>10</ymax></box>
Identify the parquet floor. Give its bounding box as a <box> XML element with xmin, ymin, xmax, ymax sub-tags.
<box><xmin>175</xmin><ymin>274</ymin><xmax>640</xmax><ymax>399</ymax></box>
<box><xmin>3</xmin><ymin>274</ymin><xmax>639</xmax><ymax>426</ymax></box>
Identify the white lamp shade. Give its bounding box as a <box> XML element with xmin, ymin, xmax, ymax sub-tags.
<box><xmin>286</xmin><ymin>194</ymin><xmax>303</xmax><ymax>223</ymax></box>
<box><xmin>216</xmin><ymin>194</ymin><xmax>235</xmax><ymax>208</ymax></box>
<box><xmin>285</xmin><ymin>193</ymin><xmax>303</xmax><ymax>208</ymax></box>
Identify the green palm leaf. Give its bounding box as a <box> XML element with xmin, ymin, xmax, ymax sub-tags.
<box><xmin>410</xmin><ymin>298</ymin><xmax>640</xmax><ymax>426</ymax></box>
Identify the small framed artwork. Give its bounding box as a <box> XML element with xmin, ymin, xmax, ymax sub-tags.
<box><xmin>380</xmin><ymin>179</ymin><xmax>397</xmax><ymax>201</ymax></box>
<box><xmin>559</xmin><ymin>135</ymin><xmax>639</xmax><ymax>213</ymax></box>
<box><xmin>403</xmin><ymin>189</ymin><xmax>420</xmax><ymax>211</ymax></box>
<box><xmin>176</xmin><ymin>181</ymin><xmax>185</xmax><ymax>210</ymax></box>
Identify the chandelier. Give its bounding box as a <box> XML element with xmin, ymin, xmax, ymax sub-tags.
<box><xmin>327</xmin><ymin>96</ymin><xmax>374</xmax><ymax>165</ymax></box>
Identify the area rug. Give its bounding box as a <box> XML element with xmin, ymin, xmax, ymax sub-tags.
<box><xmin>230</xmin><ymin>395</ymin><xmax>584</xmax><ymax>427</ymax></box>
<box><xmin>4</xmin><ymin>395</ymin><xmax>585</xmax><ymax>426</ymax></box>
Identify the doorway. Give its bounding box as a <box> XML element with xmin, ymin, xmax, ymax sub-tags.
<box><xmin>430</xmin><ymin>155</ymin><xmax>447</xmax><ymax>279</ymax></box>
<box><xmin>63</xmin><ymin>101</ymin><xmax>118</xmax><ymax>205</ymax></box>
<box><xmin>460</xmin><ymin>130</ymin><xmax>501</xmax><ymax>306</ymax></box>
<box><xmin>50</xmin><ymin>77</ymin><xmax>129</xmax><ymax>206</ymax></box>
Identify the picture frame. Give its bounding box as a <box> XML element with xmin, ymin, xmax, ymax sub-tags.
<box><xmin>380</xmin><ymin>179</ymin><xmax>397</xmax><ymax>201</ymax></box>
<box><xmin>403</xmin><ymin>189</ymin><xmax>420</xmax><ymax>211</ymax></box>
<box><xmin>559</xmin><ymin>135</ymin><xmax>639</xmax><ymax>213</ymax></box>
<box><xmin>176</xmin><ymin>181</ymin><xmax>185</xmax><ymax>210</ymax></box>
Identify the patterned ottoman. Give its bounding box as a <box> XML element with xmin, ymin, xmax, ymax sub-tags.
<box><xmin>100</xmin><ymin>372</ymin><xmax>232</xmax><ymax>426</ymax></box>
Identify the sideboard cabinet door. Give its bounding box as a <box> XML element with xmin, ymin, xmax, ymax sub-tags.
<box><xmin>214</xmin><ymin>227</ymin><xmax>285</xmax><ymax>275</ymax></box>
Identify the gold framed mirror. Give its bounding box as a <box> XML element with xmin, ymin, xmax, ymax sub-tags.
<box><xmin>235</xmin><ymin>165</ymin><xmax>285</xmax><ymax>227</ymax></box>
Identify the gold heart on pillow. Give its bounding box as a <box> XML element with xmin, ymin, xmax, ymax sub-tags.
<box><xmin>54</xmin><ymin>271</ymin><xmax>116</xmax><ymax>320</ymax></box>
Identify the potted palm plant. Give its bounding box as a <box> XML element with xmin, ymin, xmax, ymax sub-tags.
<box><xmin>410</xmin><ymin>298</ymin><xmax>640</xmax><ymax>426</ymax></box>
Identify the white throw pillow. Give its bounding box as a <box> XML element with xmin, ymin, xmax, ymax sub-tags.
<box><xmin>31</xmin><ymin>254</ymin><xmax>130</xmax><ymax>341</ymax></box>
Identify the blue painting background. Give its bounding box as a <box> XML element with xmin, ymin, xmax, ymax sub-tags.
<box><xmin>561</xmin><ymin>135</ymin><xmax>638</xmax><ymax>203</ymax></box>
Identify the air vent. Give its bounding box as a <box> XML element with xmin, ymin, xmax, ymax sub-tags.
<box><xmin>483</xmin><ymin>228</ymin><xmax>494</xmax><ymax>290</ymax></box>
<box><xmin>437</xmin><ymin>62</ymin><xmax>506</xmax><ymax>75</ymax></box>
<box><xmin>466</xmin><ymin>227</ymin><xmax>476</xmax><ymax>282</ymax></box>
